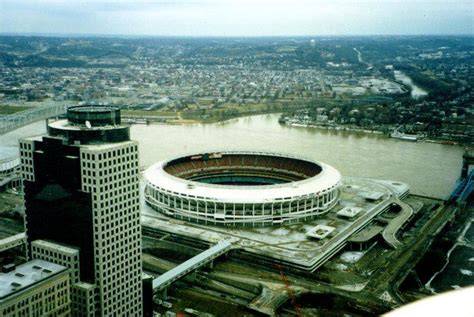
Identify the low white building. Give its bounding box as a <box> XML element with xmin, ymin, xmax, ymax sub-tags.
<box><xmin>31</xmin><ymin>240</ymin><xmax>96</xmax><ymax>316</ymax></box>
<box><xmin>0</xmin><ymin>259</ymin><xmax>71</xmax><ymax>317</ymax></box>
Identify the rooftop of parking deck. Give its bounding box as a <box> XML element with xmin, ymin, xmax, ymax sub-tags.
<box><xmin>142</xmin><ymin>176</ymin><xmax>412</xmax><ymax>271</ymax></box>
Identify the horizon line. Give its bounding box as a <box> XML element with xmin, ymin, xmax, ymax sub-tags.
<box><xmin>1</xmin><ymin>32</ymin><xmax>473</xmax><ymax>39</ymax></box>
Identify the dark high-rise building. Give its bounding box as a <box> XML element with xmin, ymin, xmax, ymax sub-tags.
<box><xmin>20</xmin><ymin>106</ymin><xmax>142</xmax><ymax>316</ymax></box>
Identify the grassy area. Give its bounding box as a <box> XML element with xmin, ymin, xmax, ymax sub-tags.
<box><xmin>181</xmin><ymin>101</ymin><xmax>304</xmax><ymax>123</ymax></box>
<box><xmin>122</xmin><ymin>99</ymin><xmax>321</xmax><ymax>124</ymax></box>
<box><xmin>0</xmin><ymin>105</ymin><xmax>33</xmax><ymax>115</ymax></box>
<box><xmin>121</xmin><ymin>110</ymin><xmax>178</xmax><ymax>117</ymax></box>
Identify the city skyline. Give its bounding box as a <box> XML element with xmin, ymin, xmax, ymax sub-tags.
<box><xmin>0</xmin><ymin>32</ymin><xmax>472</xmax><ymax>315</ymax></box>
<box><xmin>1</xmin><ymin>0</ymin><xmax>473</xmax><ymax>37</ymax></box>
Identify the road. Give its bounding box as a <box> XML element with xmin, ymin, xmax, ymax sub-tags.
<box><xmin>364</xmin><ymin>202</ymin><xmax>458</xmax><ymax>304</ymax></box>
<box><xmin>382</xmin><ymin>198</ymin><xmax>414</xmax><ymax>249</ymax></box>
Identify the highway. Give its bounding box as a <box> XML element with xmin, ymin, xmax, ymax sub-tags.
<box><xmin>364</xmin><ymin>201</ymin><xmax>459</xmax><ymax>304</ymax></box>
<box><xmin>306</xmin><ymin>196</ymin><xmax>396</xmax><ymax>271</ymax></box>
<box><xmin>0</xmin><ymin>104</ymin><xmax>66</xmax><ymax>135</ymax></box>
<box><xmin>0</xmin><ymin>232</ymin><xmax>26</xmax><ymax>252</ymax></box>
<box><xmin>144</xmin><ymin>248</ymin><xmax>391</xmax><ymax>316</ymax></box>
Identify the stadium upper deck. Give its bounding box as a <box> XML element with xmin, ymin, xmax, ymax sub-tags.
<box><xmin>144</xmin><ymin>151</ymin><xmax>341</xmax><ymax>226</ymax></box>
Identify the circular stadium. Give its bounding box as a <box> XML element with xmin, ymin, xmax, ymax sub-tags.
<box><xmin>0</xmin><ymin>146</ymin><xmax>20</xmax><ymax>176</ymax></box>
<box><xmin>144</xmin><ymin>151</ymin><xmax>341</xmax><ymax>227</ymax></box>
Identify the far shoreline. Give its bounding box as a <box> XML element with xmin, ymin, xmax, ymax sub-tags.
<box><xmin>125</xmin><ymin>110</ymin><xmax>466</xmax><ymax>147</ymax></box>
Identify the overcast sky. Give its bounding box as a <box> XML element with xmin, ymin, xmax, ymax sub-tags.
<box><xmin>1</xmin><ymin>0</ymin><xmax>472</xmax><ymax>36</ymax></box>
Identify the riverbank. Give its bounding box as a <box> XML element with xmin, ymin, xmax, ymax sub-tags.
<box><xmin>279</xmin><ymin>121</ymin><xmax>468</xmax><ymax>146</ymax></box>
<box><xmin>393</xmin><ymin>70</ymin><xmax>428</xmax><ymax>99</ymax></box>
<box><xmin>123</xmin><ymin>101</ymin><xmax>304</xmax><ymax>124</ymax></box>
<box><xmin>422</xmin><ymin>203</ymin><xmax>474</xmax><ymax>294</ymax></box>
<box><xmin>284</xmin><ymin>121</ymin><xmax>385</xmax><ymax>135</ymax></box>
<box><xmin>1</xmin><ymin>113</ymin><xmax>464</xmax><ymax>199</ymax></box>
<box><xmin>125</xmin><ymin>111</ymin><xmax>467</xmax><ymax>147</ymax></box>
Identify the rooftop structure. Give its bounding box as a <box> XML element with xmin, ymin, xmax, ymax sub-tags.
<box><xmin>0</xmin><ymin>259</ymin><xmax>67</xmax><ymax>300</ymax></box>
<box><xmin>0</xmin><ymin>259</ymin><xmax>71</xmax><ymax>316</ymax></box>
<box><xmin>306</xmin><ymin>225</ymin><xmax>336</xmax><ymax>239</ymax></box>
<box><xmin>31</xmin><ymin>240</ymin><xmax>80</xmax><ymax>283</ymax></box>
<box><xmin>144</xmin><ymin>151</ymin><xmax>341</xmax><ymax>226</ymax></box>
<box><xmin>142</xmin><ymin>177</ymin><xmax>412</xmax><ymax>271</ymax></box>
<box><xmin>30</xmin><ymin>239</ymin><xmax>97</xmax><ymax>315</ymax></box>
<box><xmin>359</xmin><ymin>191</ymin><xmax>385</xmax><ymax>201</ymax></box>
<box><xmin>337</xmin><ymin>206</ymin><xmax>363</xmax><ymax>218</ymax></box>
<box><xmin>47</xmin><ymin>105</ymin><xmax>129</xmax><ymax>145</ymax></box>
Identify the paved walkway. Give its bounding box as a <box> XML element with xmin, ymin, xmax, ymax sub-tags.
<box><xmin>153</xmin><ymin>240</ymin><xmax>232</xmax><ymax>292</ymax></box>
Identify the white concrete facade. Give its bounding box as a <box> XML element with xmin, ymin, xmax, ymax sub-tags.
<box><xmin>19</xmin><ymin>139</ymin><xmax>35</xmax><ymax>183</ymax></box>
<box><xmin>72</xmin><ymin>282</ymin><xmax>96</xmax><ymax>317</ymax></box>
<box><xmin>19</xmin><ymin>106</ymin><xmax>143</xmax><ymax>316</ymax></box>
<box><xmin>23</xmin><ymin>139</ymin><xmax>143</xmax><ymax>316</ymax></box>
<box><xmin>0</xmin><ymin>259</ymin><xmax>71</xmax><ymax>317</ymax></box>
<box><xmin>31</xmin><ymin>240</ymin><xmax>80</xmax><ymax>283</ymax></box>
<box><xmin>144</xmin><ymin>151</ymin><xmax>341</xmax><ymax>227</ymax></box>
<box><xmin>30</xmin><ymin>240</ymin><xmax>95</xmax><ymax>316</ymax></box>
<box><xmin>80</xmin><ymin>141</ymin><xmax>142</xmax><ymax>316</ymax></box>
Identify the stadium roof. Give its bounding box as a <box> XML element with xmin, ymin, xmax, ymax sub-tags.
<box><xmin>144</xmin><ymin>151</ymin><xmax>341</xmax><ymax>203</ymax></box>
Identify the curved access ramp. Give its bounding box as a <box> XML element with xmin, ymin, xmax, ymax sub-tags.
<box><xmin>382</xmin><ymin>199</ymin><xmax>413</xmax><ymax>249</ymax></box>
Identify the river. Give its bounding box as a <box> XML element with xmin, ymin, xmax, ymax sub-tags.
<box><xmin>394</xmin><ymin>70</ymin><xmax>428</xmax><ymax>99</ymax></box>
<box><xmin>1</xmin><ymin>113</ymin><xmax>463</xmax><ymax>199</ymax></box>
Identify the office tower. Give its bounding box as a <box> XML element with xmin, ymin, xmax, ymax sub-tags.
<box><xmin>0</xmin><ymin>259</ymin><xmax>71</xmax><ymax>317</ymax></box>
<box><xmin>20</xmin><ymin>106</ymin><xmax>142</xmax><ymax>316</ymax></box>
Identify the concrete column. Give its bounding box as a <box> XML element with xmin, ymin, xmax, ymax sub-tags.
<box><xmin>159</xmin><ymin>288</ymin><xmax>168</xmax><ymax>300</ymax></box>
